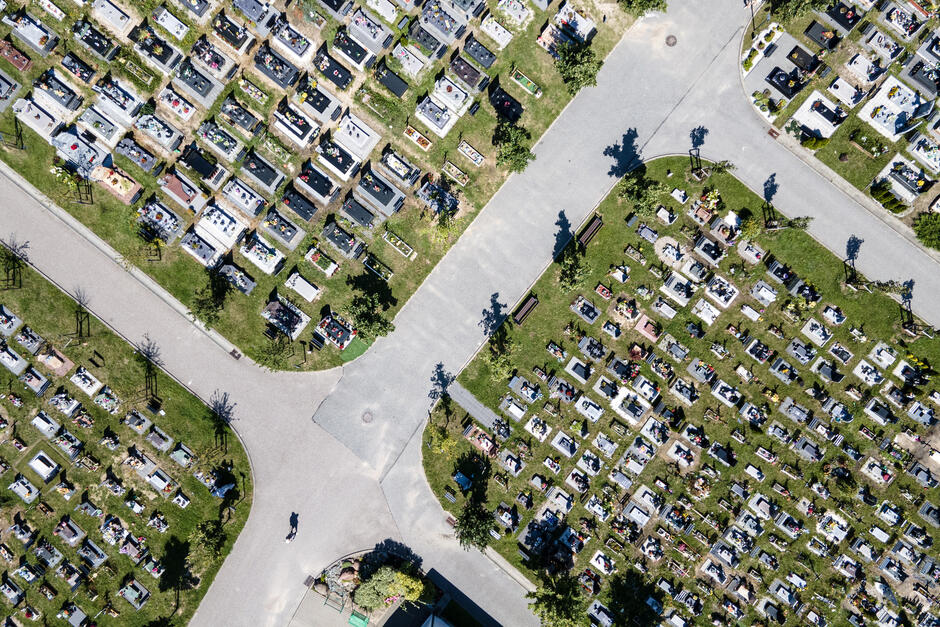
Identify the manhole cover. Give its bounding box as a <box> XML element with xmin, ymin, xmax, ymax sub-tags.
<box><xmin>666</xmin><ymin>35</ymin><xmax>677</xmax><ymax>47</ymax></box>
<box><xmin>361</xmin><ymin>410</ymin><xmax>374</xmax><ymax>424</ymax></box>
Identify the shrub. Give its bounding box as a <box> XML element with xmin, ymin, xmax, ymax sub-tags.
<box><xmin>555</xmin><ymin>41</ymin><xmax>602</xmax><ymax>94</ymax></box>
<box><xmin>800</xmin><ymin>136</ymin><xmax>830</xmax><ymax>150</ymax></box>
<box><xmin>493</xmin><ymin>121</ymin><xmax>536</xmax><ymax>173</ymax></box>
<box><xmin>353</xmin><ymin>565</ymin><xmax>430</xmax><ymax>611</ymax></box>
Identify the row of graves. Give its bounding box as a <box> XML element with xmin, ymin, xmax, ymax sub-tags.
<box><xmin>0</xmin><ymin>303</ymin><xmax>237</xmax><ymax>623</ymax></box>
<box><xmin>399</xmin><ymin>0</ymin><xmax>597</xmax><ymax>146</ymax></box>
<box><xmin>448</xmin><ymin>176</ymin><xmax>940</xmax><ymax>626</ymax></box>
<box><xmin>0</xmin><ymin>0</ymin><xmax>478</xmax><ymax>355</ymax></box>
<box><xmin>747</xmin><ymin>0</ymin><xmax>940</xmax><ymax>209</ymax></box>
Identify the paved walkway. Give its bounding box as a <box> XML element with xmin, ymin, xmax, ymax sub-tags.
<box><xmin>449</xmin><ymin>382</ymin><xmax>500</xmax><ymax>430</ymax></box>
<box><xmin>5</xmin><ymin>1</ymin><xmax>940</xmax><ymax>626</ymax></box>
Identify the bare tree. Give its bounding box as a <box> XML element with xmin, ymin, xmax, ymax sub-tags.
<box><xmin>137</xmin><ymin>334</ymin><xmax>163</xmax><ymax>400</ymax></box>
<box><xmin>0</xmin><ymin>234</ymin><xmax>29</xmax><ymax>289</ymax></box>
<box><xmin>208</xmin><ymin>390</ymin><xmax>236</xmax><ymax>452</ymax></box>
<box><xmin>73</xmin><ymin>286</ymin><xmax>92</xmax><ymax>338</ymax></box>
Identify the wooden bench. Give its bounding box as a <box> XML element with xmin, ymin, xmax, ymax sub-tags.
<box><xmin>578</xmin><ymin>214</ymin><xmax>603</xmax><ymax>247</ymax></box>
<box><xmin>512</xmin><ymin>294</ymin><xmax>538</xmax><ymax>326</ymax></box>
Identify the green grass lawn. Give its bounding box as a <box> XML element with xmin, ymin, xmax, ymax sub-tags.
<box><xmin>814</xmin><ymin>116</ymin><xmax>900</xmax><ymax>193</ymax></box>
<box><xmin>0</xmin><ymin>0</ymin><xmax>635</xmax><ymax>371</ymax></box>
<box><xmin>0</xmin><ymin>262</ymin><xmax>251</xmax><ymax>625</ymax></box>
<box><xmin>423</xmin><ymin>156</ymin><xmax>940</xmax><ymax>625</ymax></box>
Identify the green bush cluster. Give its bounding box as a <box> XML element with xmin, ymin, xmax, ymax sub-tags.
<box><xmin>914</xmin><ymin>212</ymin><xmax>940</xmax><ymax>248</ymax></box>
<box><xmin>742</xmin><ymin>49</ymin><xmax>759</xmax><ymax>71</ymax></box>
<box><xmin>870</xmin><ymin>180</ymin><xmax>907</xmax><ymax>214</ymax></box>
<box><xmin>800</xmin><ymin>135</ymin><xmax>830</xmax><ymax>150</ymax></box>
<box><xmin>353</xmin><ymin>565</ymin><xmax>430</xmax><ymax>611</ymax></box>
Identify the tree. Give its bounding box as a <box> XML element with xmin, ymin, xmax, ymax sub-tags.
<box><xmin>486</xmin><ymin>326</ymin><xmax>515</xmax><ymax>382</ymax></box>
<box><xmin>739</xmin><ymin>217</ymin><xmax>763</xmax><ymax>241</ymax></box>
<box><xmin>188</xmin><ymin>520</ymin><xmax>226</xmax><ymax>569</ymax></box>
<box><xmin>345</xmin><ymin>292</ymin><xmax>395</xmax><ymax>341</ymax></box>
<box><xmin>493</xmin><ymin>121</ymin><xmax>536</xmax><ymax>173</ymax></box>
<box><xmin>771</xmin><ymin>0</ymin><xmax>828</xmax><ymax>22</ymax></box>
<box><xmin>558</xmin><ymin>244</ymin><xmax>586</xmax><ymax>291</ymax></box>
<box><xmin>619</xmin><ymin>171</ymin><xmax>667</xmax><ymax>217</ymax></box>
<box><xmin>787</xmin><ymin>216</ymin><xmax>813</xmax><ymax>230</ymax></box>
<box><xmin>454</xmin><ymin>500</ymin><xmax>492</xmax><ymax>551</ymax></box>
<box><xmin>254</xmin><ymin>334</ymin><xmax>293</xmax><ymax>370</ymax></box>
<box><xmin>555</xmin><ymin>41</ymin><xmax>602</xmax><ymax>95</ymax></box>
<box><xmin>354</xmin><ymin>566</ymin><xmax>396</xmax><ymax>610</ymax></box>
<box><xmin>191</xmin><ymin>271</ymin><xmax>231</xmax><ymax>328</ymax></box>
<box><xmin>526</xmin><ymin>573</ymin><xmax>583</xmax><ymax>627</ymax></box>
<box><xmin>487</xmin><ymin>351</ymin><xmax>514</xmax><ymax>383</ymax></box>
<box><xmin>708</xmin><ymin>160</ymin><xmax>736</xmax><ymax>176</ymax></box>
<box><xmin>618</xmin><ymin>0</ymin><xmax>666</xmax><ymax>16</ymax></box>
<box><xmin>353</xmin><ymin>565</ymin><xmax>430</xmax><ymax>610</ymax></box>
<box><xmin>0</xmin><ymin>234</ymin><xmax>28</xmax><ymax>290</ymax></box>
<box><xmin>914</xmin><ymin>212</ymin><xmax>940</xmax><ymax>250</ymax></box>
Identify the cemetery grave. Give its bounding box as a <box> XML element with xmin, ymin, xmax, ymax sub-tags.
<box><xmin>0</xmin><ymin>0</ymin><xmax>631</xmax><ymax>371</ymax></box>
<box><xmin>0</xmin><ymin>261</ymin><xmax>251</xmax><ymax>625</ymax></box>
<box><xmin>424</xmin><ymin>157</ymin><xmax>940</xmax><ymax>626</ymax></box>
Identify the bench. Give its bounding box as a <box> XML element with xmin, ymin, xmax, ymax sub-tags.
<box><xmin>512</xmin><ymin>294</ymin><xmax>538</xmax><ymax>326</ymax></box>
<box><xmin>578</xmin><ymin>214</ymin><xmax>603</xmax><ymax>247</ymax></box>
<box><xmin>309</xmin><ymin>332</ymin><xmax>325</xmax><ymax>350</ymax></box>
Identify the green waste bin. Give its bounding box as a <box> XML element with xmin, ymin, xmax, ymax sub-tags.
<box><xmin>348</xmin><ymin>610</ymin><xmax>369</xmax><ymax>627</ymax></box>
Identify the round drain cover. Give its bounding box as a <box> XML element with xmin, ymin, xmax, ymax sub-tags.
<box><xmin>666</xmin><ymin>35</ymin><xmax>677</xmax><ymax>47</ymax></box>
<box><xmin>362</xmin><ymin>410</ymin><xmax>374</xmax><ymax>424</ymax></box>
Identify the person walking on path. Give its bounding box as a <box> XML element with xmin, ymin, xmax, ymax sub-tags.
<box><xmin>285</xmin><ymin>512</ymin><xmax>299</xmax><ymax>543</ymax></box>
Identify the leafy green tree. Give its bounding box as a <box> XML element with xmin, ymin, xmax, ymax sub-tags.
<box><xmin>191</xmin><ymin>271</ymin><xmax>231</xmax><ymax>328</ymax></box>
<box><xmin>708</xmin><ymin>160</ymin><xmax>736</xmax><ymax>176</ymax></box>
<box><xmin>254</xmin><ymin>334</ymin><xmax>293</xmax><ymax>370</ymax></box>
<box><xmin>345</xmin><ymin>292</ymin><xmax>395</xmax><ymax>341</ymax></box>
<box><xmin>555</xmin><ymin>41</ymin><xmax>602</xmax><ymax>95</ymax></box>
<box><xmin>739</xmin><ymin>217</ymin><xmax>763</xmax><ymax>241</ymax></box>
<box><xmin>619</xmin><ymin>172</ymin><xmax>667</xmax><ymax>217</ymax></box>
<box><xmin>527</xmin><ymin>573</ymin><xmax>584</xmax><ymax>627</ymax></box>
<box><xmin>558</xmin><ymin>244</ymin><xmax>587</xmax><ymax>291</ymax></box>
<box><xmin>487</xmin><ymin>351</ymin><xmax>514</xmax><ymax>382</ymax></box>
<box><xmin>353</xmin><ymin>566</ymin><xmax>430</xmax><ymax>610</ymax></box>
<box><xmin>188</xmin><ymin>519</ymin><xmax>226</xmax><ymax>569</ymax></box>
<box><xmin>771</xmin><ymin>0</ymin><xmax>828</xmax><ymax>22</ymax></box>
<box><xmin>493</xmin><ymin>121</ymin><xmax>536</xmax><ymax>173</ymax></box>
<box><xmin>618</xmin><ymin>0</ymin><xmax>666</xmax><ymax>16</ymax></box>
<box><xmin>455</xmin><ymin>500</ymin><xmax>492</xmax><ymax>551</ymax></box>
<box><xmin>914</xmin><ymin>212</ymin><xmax>940</xmax><ymax>250</ymax></box>
<box><xmin>787</xmin><ymin>216</ymin><xmax>812</xmax><ymax>230</ymax></box>
<box><xmin>392</xmin><ymin>569</ymin><xmax>430</xmax><ymax>603</ymax></box>
<box><xmin>486</xmin><ymin>327</ymin><xmax>515</xmax><ymax>382</ymax></box>
<box><xmin>354</xmin><ymin>566</ymin><xmax>396</xmax><ymax>610</ymax></box>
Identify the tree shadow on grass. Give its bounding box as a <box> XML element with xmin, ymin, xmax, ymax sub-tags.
<box><xmin>158</xmin><ymin>536</ymin><xmax>196</xmax><ymax>612</ymax></box>
<box><xmin>208</xmin><ymin>390</ymin><xmax>236</xmax><ymax>452</ymax></box>
<box><xmin>603</xmin><ymin>128</ymin><xmax>640</xmax><ymax>178</ymax></box>
<box><xmin>607</xmin><ymin>568</ymin><xmax>662</xmax><ymax>626</ymax></box>
<box><xmin>346</xmin><ymin>270</ymin><xmax>397</xmax><ymax>311</ymax></box>
<box><xmin>452</xmin><ymin>451</ymin><xmax>491</xmax><ymax>504</ymax></box>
